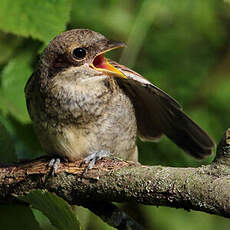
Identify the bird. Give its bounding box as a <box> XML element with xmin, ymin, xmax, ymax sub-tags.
<box><xmin>25</xmin><ymin>29</ymin><xmax>216</xmax><ymax>171</ymax></box>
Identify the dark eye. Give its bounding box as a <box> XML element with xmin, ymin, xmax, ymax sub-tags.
<box><xmin>72</xmin><ymin>48</ymin><xmax>87</xmax><ymax>59</ymax></box>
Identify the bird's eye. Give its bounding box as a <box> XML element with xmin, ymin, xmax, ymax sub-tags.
<box><xmin>72</xmin><ymin>48</ymin><xmax>87</xmax><ymax>59</ymax></box>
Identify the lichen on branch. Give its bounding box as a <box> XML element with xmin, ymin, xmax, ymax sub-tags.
<box><xmin>0</xmin><ymin>129</ymin><xmax>230</xmax><ymax>220</ymax></box>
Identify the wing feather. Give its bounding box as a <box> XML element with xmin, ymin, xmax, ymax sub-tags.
<box><xmin>109</xmin><ymin>60</ymin><xmax>215</xmax><ymax>158</ymax></box>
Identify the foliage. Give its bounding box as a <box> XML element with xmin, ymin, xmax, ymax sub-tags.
<box><xmin>19</xmin><ymin>190</ymin><xmax>81</xmax><ymax>230</ymax></box>
<box><xmin>0</xmin><ymin>122</ymin><xmax>16</xmax><ymax>163</ymax></box>
<box><xmin>0</xmin><ymin>204</ymin><xmax>40</xmax><ymax>230</ymax></box>
<box><xmin>0</xmin><ymin>0</ymin><xmax>230</xmax><ymax>229</ymax></box>
<box><xmin>0</xmin><ymin>0</ymin><xmax>71</xmax><ymax>43</ymax></box>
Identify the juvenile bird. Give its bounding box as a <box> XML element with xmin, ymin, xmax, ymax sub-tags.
<box><xmin>25</xmin><ymin>29</ymin><xmax>215</xmax><ymax>170</ymax></box>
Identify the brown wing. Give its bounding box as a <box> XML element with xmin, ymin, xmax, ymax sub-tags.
<box><xmin>109</xmin><ymin>60</ymin><xmax>215</xmax><ymax>158</ymax></box>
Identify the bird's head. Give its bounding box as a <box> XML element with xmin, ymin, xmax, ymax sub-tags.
<box><xmin>40</xmin><ymin>29</ymin><xmax>127</xmax><ymax>79</ymax></box>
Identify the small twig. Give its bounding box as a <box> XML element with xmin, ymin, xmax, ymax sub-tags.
<box><xmin>83</xmin><ymin>201</ymin><xmax>145</xmax><ymax>230</ymax></box>
<box><xmin>214</xmin><ymin>128</ymin><xmax>230</xmax><ymax>165</ymax></box>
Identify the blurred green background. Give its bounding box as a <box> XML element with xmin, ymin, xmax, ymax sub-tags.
<box><xmin>0</xmin><ymin>0</ymin><xmax>230</xmax><ymax>229</ymax></box>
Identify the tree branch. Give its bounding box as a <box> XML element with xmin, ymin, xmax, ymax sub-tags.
<box><xmin>1</xmin><ymin>129</ymin><xmax>230</xmax><ymax>221</ymax></box>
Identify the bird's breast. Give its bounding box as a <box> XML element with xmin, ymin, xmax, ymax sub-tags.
<box><xmin>42</xmin><ymin>69</ymin><xmax>115</xmax><ymax>125</ymax></box>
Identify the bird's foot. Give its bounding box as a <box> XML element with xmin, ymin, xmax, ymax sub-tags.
<box><xmin>81</xmin><ymin>150</ymin><xmax>110</xmax><ymax>173</ymax></box>
<box><xmin>48</xmin><ymin>157</ymin><xmax>61</xmax><ymax>176</ymax></box>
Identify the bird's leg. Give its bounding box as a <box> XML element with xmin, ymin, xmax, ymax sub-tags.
<box><xmin>47</xmin><ymin>156</ymin><xmax>68</xmax><ymax>176</ymax></box>
<box><xmin>48</xmin><ymin>158</ymin><xmax>60</xmax><ymax>176</ymax></box>
<box><xmin>81</xmin><ymin>150</ymin><xmax>110</xmax><ymax>173</ymax></box>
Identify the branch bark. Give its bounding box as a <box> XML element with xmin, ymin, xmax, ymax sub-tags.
<box><xmin>1</xmin><ymin>129</ymin><xmax>230</xmax><ymax>220</ymax></box>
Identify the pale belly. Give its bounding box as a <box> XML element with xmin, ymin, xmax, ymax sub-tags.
<box><xmin>36</xmin><ymin>119</ymin><xmax>138</xmax><ymax>162</ymax></box>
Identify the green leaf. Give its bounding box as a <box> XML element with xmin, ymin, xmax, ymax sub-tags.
<box><xmin>0</xmin><ymin>0</ymin><xmax>72</xmax><ymax>43</ymax></box>
<box><xmin>0</xmin><ymin>32</ymin><xmax>23</xmax><ymax>65</ymax></box>
<box><xmin>19</xmin><ymin>190</ymin><xmax>82</xmax><ymax>230</ymax></box>
<box><xmin>0</xmin><ymin>50</ymin><xmax>33</xmax><ymax>123</ymax></box>
<box><xmin>33</xmin><ymin>208</ymin><xmax>58</xmax><ymax>230</ymax></box>
<box><xmin>6</xmin><ymin>115</ymin><xmax>43</xmax><ymax>159</ymax></box>
<box><xmin>0</xmin><ymin>121</ymin><xmax>17</xmax><ymax>163</ymax></box>
<box><xmin>0</xmin><ymin>204</ymin><xmax>40</xmax><ymax>230</ymax></box>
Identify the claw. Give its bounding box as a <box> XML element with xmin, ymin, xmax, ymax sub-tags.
<box><xmin>48</xmin><ymin>158</ymin><xmax>61</xmax><ymax>176</ymax></box>
<box><xmin>81</xmin><ymin>150</ymin><xmax>110</xmax><ymax>173</ymax></box>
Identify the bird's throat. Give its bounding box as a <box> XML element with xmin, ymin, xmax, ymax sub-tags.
<box><xmin>93</xmin><ymin>54</ymin><xmax>107</xmax><ymax>69</ymax></box>
<box><xmin>90</xmin><ymin>54</ymin><xmax>127</xmax><ymax>79</ymax></box>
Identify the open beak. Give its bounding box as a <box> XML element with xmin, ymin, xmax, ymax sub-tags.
<box><xmin>90</xmin><ymin>40</ymin><xmax>127</xmax><ymax>79</ymax></box>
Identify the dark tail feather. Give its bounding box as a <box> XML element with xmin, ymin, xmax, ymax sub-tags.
<box><xmin>159</xmin><ymin>101</ymin><xmax>215</xmax><ymax>158</ymax></box>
